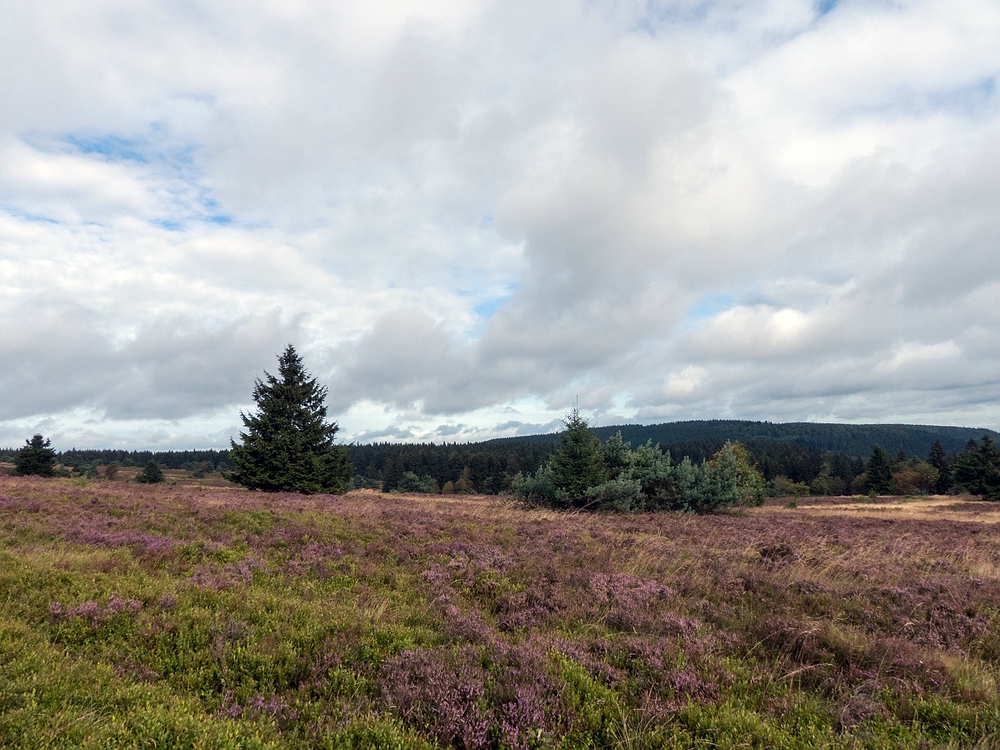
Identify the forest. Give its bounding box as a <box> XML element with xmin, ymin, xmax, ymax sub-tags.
<box><xmin>3</xmin><ymin>420</ymin><xmax>998</xmax><ymax>499</ymax></box>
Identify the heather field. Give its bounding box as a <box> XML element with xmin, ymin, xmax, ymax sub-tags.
<box><xmin>2</xmin><ymin>478</ymin><xmax>1000</xmax><ymax>748</ymax></box>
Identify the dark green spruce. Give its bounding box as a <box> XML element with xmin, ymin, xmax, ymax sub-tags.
<box><xmin>953</xmin><ymin>435</ymin><xmax>1000</xmax><ymax>501</ymax></box>
<box><xmin>135</xmin><ymin>459</ymin><xmax>165</xmax><ymax>484</ymax></box>
<box><xmin>548</xmin><ymin>406</ymin><xmax>607</xmax><ymax>506</ymax></box>
<box><xmin>228</xmin><ymin>345</ymin><xmax>351</xmax><ymax>494</ymax></box>
<box><xmin>866</xmin><ymin>446</ymin><xmax>894</xmax><ymax>495</ymax></box>
<box><xmin>928</xmin><ymin>438</ymin><xmax>952</xmax><ymax>494</ymax></box>
<box><xmin>13</xmin><ymin>434</ymin><xmax>56</xmax><ymax>477</ymax></box>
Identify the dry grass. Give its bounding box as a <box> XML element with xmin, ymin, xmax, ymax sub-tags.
<box><xmin>759</xmin><ymin>495</ymin><xmax>1000</xmax><ymax>524</ymax></box>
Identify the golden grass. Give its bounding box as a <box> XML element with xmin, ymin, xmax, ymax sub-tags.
<box><xmin>756</xmin><ymin>495</ymin><xmax>1000</xmax><ymax>523</ymax></box>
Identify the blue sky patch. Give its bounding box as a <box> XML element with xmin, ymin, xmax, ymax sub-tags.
<box><xmin>0</xmin><ymin>203</ymin><xmax>60</xmax><ymax>225</ymax></box>
<box><xmin>466</xmin><ymin>285</ymin><xmax>519</xmax><ymax>340</ymax></box>
<box><xmin>474</xmin><ymin>297</ymin><xmax>506</xmax><ymax>320</ymax></box>
<box><xmin>816</xmin><ymin>0</ymin><xmax>839</xmax><ymax>17</ymax></box>
<box><xmin>56</xmin><ymin>126</ymin><xmax>239</xmax><ymax>230</ymax></box>
<box><xmin>152</xmin><ymin>219</ymin><xmax>183</xmax><ymax>232</ymax></box>
<box><xmin>686</xmin><ymin>293</ymin><xmax>735</xmax><ymax>321</ymax></box>
<box><xmin>634</xmin><ymin>0</ymin><xmax>713</xmax><ymax>36</ymax></box>
<box><xmin>675</xmin><ymin>293</ymin><xmax>736</xmax><ymax>333</ymax></box>
<box><xmin>66</xmin><ymin>134</ymin><xmax>150</xmax><ymax>163</ymax></box>
<box><xmin>929</xmin><ymin>77</ymin><xmax>996</xmax><ymax>114</ymax></box>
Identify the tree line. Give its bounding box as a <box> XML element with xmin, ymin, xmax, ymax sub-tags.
<box><xmin>4</xmin><ymin>346</ymin><xmax>999</xmax><ymax>506</ymax></box>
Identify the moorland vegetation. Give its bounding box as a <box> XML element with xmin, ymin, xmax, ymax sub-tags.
<box><xmin>3</xmin><ymin>477</ymin><xmax>1000</xmax><ymax>747</ymax></box>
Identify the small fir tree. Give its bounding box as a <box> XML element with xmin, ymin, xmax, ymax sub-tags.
<box><xmin>548</xmin><ymin>407</ymin><xmax>607</xmax><ymax>506</ymax></box>
<box><xmin>135</xmin><ymin>459</ymin><xmax>165</xmax><ymax>484</ymax></box>
<box><xmin>14</xmin><ymin>434</ymin><xmax>56</xmax><ymax>477</ymax></box>
<box><xmin>229</xmin><ymin>345</ymin><xmax>352</xmax><ymax>494</ymax></box>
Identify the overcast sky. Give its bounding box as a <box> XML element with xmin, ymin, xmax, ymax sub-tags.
<box><xmin>1</xmin><ymin>0</ymin><xmax>998</xmax><ymax>450</ymax></box>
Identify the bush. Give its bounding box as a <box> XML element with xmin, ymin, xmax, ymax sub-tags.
<box><xmin>510</xmin><ymin>467</ymin><xmax>560</xmax><ymax>507</ymax></box>
<box><xmin>582</xmin><ymin>478</ymin><xmax>644</xmax><ymax>512</ymax></box>
<box><xmin>135</xmin><ymin>460</ymin><xmax>165</xmax><ymax>484</ymax></box>
<box><xmin>510</xmin><ymin>412</ymin><xmax>766</xmax><ymax>515</ymax></box>
<box><xmin>771</xmin><ymin>475</ymin><xmax>810</xmax><ymax>497</ymax></box>
<box><xmin>453</xmin><ymin>468</ymin><xmax>475</xmax><ymax>494</ymax></box>
<box><xmin>397</xmin><ymin>471</ymin><xmax>438</xmax><ymax>494</ymax></box>
<box><xmin>892</xmin><ymin>462</ymin><xmax>939</xmax><ymax>495</ymax></box>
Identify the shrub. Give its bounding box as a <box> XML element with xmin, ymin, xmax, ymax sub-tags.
<box><xmin>397</xmin><ymin>471</ymin><xmax>439</xmax><ymax>494</ymax></box>
<box><xmin>771</xmin><ymin>475</ymin><xmax>810</xmax><ymax>497</ymax></box>
<box><xmin>583</xmin><ymin>477</ymin><xmax>645</xmax><ymax>512</ymax></box>
<box><xmin>891</xmin><ymin>462</ymin><xmax>939</xmax><ymax>495</ymax></box>
<box><xmin>135</xmin><ymin>460</ymin><xmax>165</xmax><ymax>484</ymax></box>
<box><xmin>453</xmin><ymin>468</ymin><xmax>475</xmax><ymax>494</ymax></box>
<box><xmin>511</xmin><ymin>414</ymin><xmax>765</xmax><ymax>515</ymax></box>
<box><xmin>510</xmin><ymin>467</ymin><xmax>560</xmax><ymax>507</ymax></box>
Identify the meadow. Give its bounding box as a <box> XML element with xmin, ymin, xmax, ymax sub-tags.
<box><xmin>2</xmin><ymin>476</ymin><xmax>1000</xmax><ymax>748</ymax></box>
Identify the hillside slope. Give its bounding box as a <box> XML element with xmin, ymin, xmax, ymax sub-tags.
<box><xmin>488</xmin><ymin>420</ymin><xmax>999</xmax><ymax>458</ymax></box>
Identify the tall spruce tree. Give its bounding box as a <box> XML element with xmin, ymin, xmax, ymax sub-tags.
<box><xmin>867</xmin><ymin>446</ymin><xmax>894</xmax><ymax>495</ymax></box>
<box><xmin>549</xmin><ymin>407</ymin><xmax>606</xmax><ymax>506</ymax></box>
<box><xmin>14</xmin><ymin>434</ymin><xmax>56</xmax><ymax>477</ymax></box>
<box><xmin>229</xmin><ymin>345</ymin><xmax>351</xmax><ymax>494</ymax></box>
<box><xmin>954</xmin><ymin>435</ymin><xmax>1000</xmax><ymax>501</ymax></box>
<box><xmin>928</xmin><ymin>439</ymin><xmax>951</xmax><ymax>494</ymax></box>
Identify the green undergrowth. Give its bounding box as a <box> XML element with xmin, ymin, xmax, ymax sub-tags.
<box><xmin>2</xmin><ymin>478</ymin><xmax>1000</xmax><ymax>748</ymax></box>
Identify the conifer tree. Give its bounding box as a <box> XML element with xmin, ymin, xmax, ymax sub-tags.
<box><xmin>928</xmin><ymin>439</ymin><xmax>951</xmax><ymax>494</ymax></box>
<box><xmin>549</xmin><ymin>407</ymin><xmax>606</xmax><ymax>506</ymax></box>
<box><xmin>14</xmin><ymin>434</ymin><xmax>56</xmax><ymax>477</ymax></box>
<box><xmin>954</xmin><ymin>435</ymin><xmax>1000</xmax><ymax>501</ymax></box>
<box><xmin>867</xmin><ymin>446</ymin><xmax>894</xmax><ymax>495</ymax></box>
<box><xmin>229</xmin><ymin>345</ymin><xmax>352</xmax><ymax>494</ymax></box>
<box><xmin>135</xmin><ymin>459</ymin><xmax>165</xmax><ymax>484</ymax></box>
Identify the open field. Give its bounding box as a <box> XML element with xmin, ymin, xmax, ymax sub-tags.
<box><xmin>756</xmin><ymin>495</ymin><xmax>1000</xmax><ymax>525</ymax></box>
<box><xmin>2</xmin><ymin>478</ymin><xmax>1000</xmax><ymax>748</ymax></box>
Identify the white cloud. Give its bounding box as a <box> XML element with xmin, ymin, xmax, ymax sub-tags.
<box><xmin>1</xmin><ymin>0</ymin><xmax>999</xmax><ymax>448</ymax></box>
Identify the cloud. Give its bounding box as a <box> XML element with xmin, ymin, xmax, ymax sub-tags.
<box><xmin>1</xmin><ymin>0</ymin><xmax>999</xmax><ymax>448</ymax></box>
<box><xmin>0</xmin><ymin>309</ymin><xmax>296</xmax><ymax>422</ymax></box>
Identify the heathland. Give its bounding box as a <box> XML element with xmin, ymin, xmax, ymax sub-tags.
<box><xmin>2</xmin><ymin>476</ymin><xmax>1000</xmax><ymax>748</ymax></box>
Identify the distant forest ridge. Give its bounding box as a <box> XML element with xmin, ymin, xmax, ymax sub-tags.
<box><xmin>486</xmin><ymin>420</ymin><xmax>1000</xmax><ymax>458</ymax></box>
<box><xmin>1</xmin><ymin>420</ymin><xmax>995</xmax><ymax>472</ymax></box>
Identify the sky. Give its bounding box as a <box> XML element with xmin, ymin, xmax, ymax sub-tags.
<box><xmin>1</xmin><ymin>0</ymin><xmax>999</xmax><ymax>450</ymax></box>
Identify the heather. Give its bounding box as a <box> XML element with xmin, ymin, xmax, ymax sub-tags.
<box><xmin>2</xmin><ymin>477</ymin><xmax>1000</xmax><ymax>747</ymax></box>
